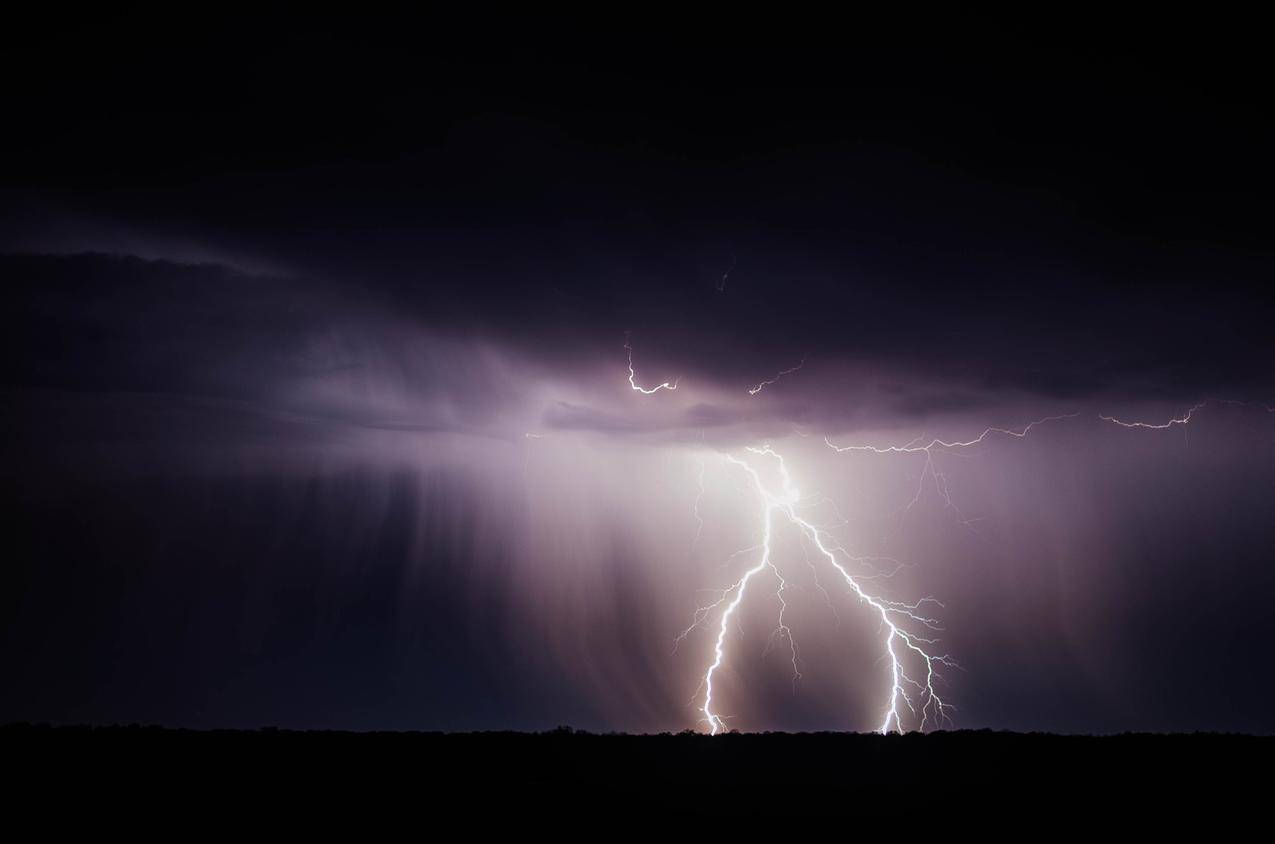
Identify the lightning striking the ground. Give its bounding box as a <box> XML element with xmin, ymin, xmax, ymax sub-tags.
<box><xmin>682</xmin><ymin>445</ymin><xmax>955</xmax><ymax>735</ymax></box>
<box><xmin>747</xmin><ymin>355</ymin><xmax>809</xmax><ymax>396</ymax></box>
<box><xmin>620</xmin><ymin>332</ymin><xmax>1270</xmax><ymax>734</ymax></box>
<box><xmin>624</xmin><ymin>332</ymin><xmax>680</xmax><ymax>394</ymax></box>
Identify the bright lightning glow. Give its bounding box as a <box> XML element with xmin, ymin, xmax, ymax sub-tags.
<box><xmin>685</xmin><ymin>445</ymin><xmax>955</xmax><ymax>735</ymax></box>
<box><xmin>625</xmin><ymin>332</ymin><xmax>680</xmax><ymax>394</ymax></box>
<box><xmin>631</xmin><ymin>344</ymin><xmax>1269</xmax><ymax>734</ymax></box>
<box><xmin>747</xmin><ymin>355</ymin><xmax>809</xmax><ymax>396</ymax></box>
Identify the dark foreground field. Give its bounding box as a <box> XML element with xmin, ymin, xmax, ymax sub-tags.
<box><xmin>5</xmin><ymin>724</ymin><xmax>1269</xmax><ymax>823</ymax></box>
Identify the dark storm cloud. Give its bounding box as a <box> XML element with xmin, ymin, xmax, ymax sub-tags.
<box><xmin>4</xmin><ymin>12</ymin><xmax>1275</xmax><ymax>733</ymax></box>
<box><xmin>4</xmin><ymin>14</ymin><xmax>1273</xmax><ymax>409</ymax></box>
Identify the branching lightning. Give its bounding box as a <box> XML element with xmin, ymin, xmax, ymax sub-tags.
<box><xmin>823</xmin><ymin>413</ymin><xmax>1079</xmax><ymax>522</ymax></box>
<box><xmin>625</xmin><ymin>332</ymin><xmax>680</xmax><ymax>394</ymax></box>
<box><xmin>622</xmin><ymin>332</ymin><xmax>1270</xmax><ymax>735</ymax></box>
<box><xmin>675</xmin><ymin>400</ymin><xmax>1272</xmax><ymax>733</ymax></box>
<box><xmin>1098</xmin><ymin>398</ymin><xmax>1274</xmax><ymax>429</ymax></box>
<box><xmin>683</xmin><ymin>446</ymin><xmax>956</xmax><ymax>735</ymax></box>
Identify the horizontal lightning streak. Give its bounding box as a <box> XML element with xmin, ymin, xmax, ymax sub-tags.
<box><xmin>1099</xmin><ymin>402</ymin><xmax>1207</xmax><ymax>429</ymax></box>
<box><xmin>823</xmin><ymin>413</ymin><xmax>1079</xmax><ymax>521</ymax></box>
<box><xmin>823</xmin><ymin>412</ymin><xmax>1081</xmax><ymax>456</ymax></box>
<box><xmin>748</xmin><ymin>355</ymin><xmax>809</xmax><ymax>396</ymax></box>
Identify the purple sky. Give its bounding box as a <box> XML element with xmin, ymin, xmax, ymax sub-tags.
<box><xmin>3</xmin><ymin>14</ymin><xmax>1274</xmax><ymax>732</ymax></box>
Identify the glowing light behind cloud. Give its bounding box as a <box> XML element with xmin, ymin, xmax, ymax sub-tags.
<box><xmin>7</xmin><ymin>254</ymin><xmax>1275</xmax><ymax>733</ymax></box>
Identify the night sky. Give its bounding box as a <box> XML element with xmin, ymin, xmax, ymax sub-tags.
<box><xmin>4</xmin><ymin>13</ymin><xmax>1274</xmax><ymax>733</ymax></box>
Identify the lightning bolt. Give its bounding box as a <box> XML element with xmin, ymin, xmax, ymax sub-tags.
<box><xmin>1097</xmin><ymin>399</ymin><xmax>1275</xmax><ymax>447</ymax></box>
<box><xmin>1099</xmin><ymin>402</ymin><xmax>1207</xmax><ymax>430</ymax></box>
<box><xmin>685</xmin><ymin>445</ymin><xmax>955</xmax><ymax>735</ymax></box>
<box><xmin>747</xmin><ymin>355</ymin><xmax>809</xmax><ymax>396</ymax></box>
<box><xmin>622</xmin><ymin>338</ymin><xmax>1268</xmax><ymax>733</ymax></box>
<box><xmin>625</xmin><ymin>332</ymin><xmax>680</xmax><ymax>394</ymax></box>
<box><xmin>823</xmin><ymin>413</ymin><xmax>1079</xmax><ymax>522</ymax></box>
<box><xmin>1098</xmin><ymin>398</ymin><xmax>1275</xmax><ymax>428</ymax></box>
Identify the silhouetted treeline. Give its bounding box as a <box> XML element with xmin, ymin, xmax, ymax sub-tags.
<box><xmin>4</xmin><ymin>722</ymin><xmax>1269</xmax><ymax>823</ymax></box>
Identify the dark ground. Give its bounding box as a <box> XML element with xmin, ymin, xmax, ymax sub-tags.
<box><xmin>4</xmin><ymin>724</ymin><xmax>1268</xmax><ymax>824</ymax></box>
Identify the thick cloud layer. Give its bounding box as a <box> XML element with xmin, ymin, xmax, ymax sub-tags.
<box><xmin>5</xmin><ymin>254</ymin><xmax>1274</xmax><ymax>733</ymax></box>
<box><xmin>4</xmin><ymin>16</ymin><xmax>1275</xmax><ymax>732</ymax></box>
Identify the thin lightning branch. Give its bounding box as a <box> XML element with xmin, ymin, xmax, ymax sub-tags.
<box><xmin>691</xmin><ymin>459</ymin><xmax>707</xmax><ymax>552</ymax></box>
<box><xmin>794</xmin><ymin>534</ymin><xmax>852</xmax><ymax>626</ymax></box>
<box><xmin>678</xmin><ymin>398</ymin><xmax>1270</xmax><ymax>734</ymax></box>
<box><xmin>762</xmin><ymin>563</ymin><xmax>803</xmax><ymax>692</ymax></box>
<box><xmin>689</xmin><ymin>446</ymin><xmax>955</xmax><ymax>735</ymax></box>
<box><xmin>823</xmin><ymin>413</ymin><xmax>1079</xmax><ymax>521</ymax></box>
<box><xmin>748</xmin><ymin>354</ymin><xmax>809</xmax><ymax>396</ymax></box>
<box><xmin>1099</xmin><ymin>402</ymin><xmax>1207</xmax><ymax>430</ymax></box>
<box><xmin>673</xmin><ymin>544</ymin><xmax>762</xmax><ymax>655</ymax></box>
<box><xmin>1097</xmin><ymin>399</ymin><xmax>1275</xmax><ymax>444</ymax></box>
<box><xmin>824</xmin><ymin>412</ymin><xmax>1080</xmax><ymax>456</ymax></box>
<box><xmin>1098</xmin><ymin>398</ymin><xmax>1275</xmax><ymax>430</ymax></box>
<box><xmin>624</xmin><ymin>332</ymin><xmax>680</xmax><ymax>394</ymax></box>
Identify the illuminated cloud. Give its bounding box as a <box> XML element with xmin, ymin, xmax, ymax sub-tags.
<box><xmin>6</xmin><ymin>252</ymin><xmax>1274</xmax><ymax>733</ymax></box>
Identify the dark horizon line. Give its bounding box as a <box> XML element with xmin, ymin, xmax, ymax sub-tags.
<box><xmin>5</xmin><ymin>722</ymin><xmax>1270</xmax><ymax>739</ymax></box>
